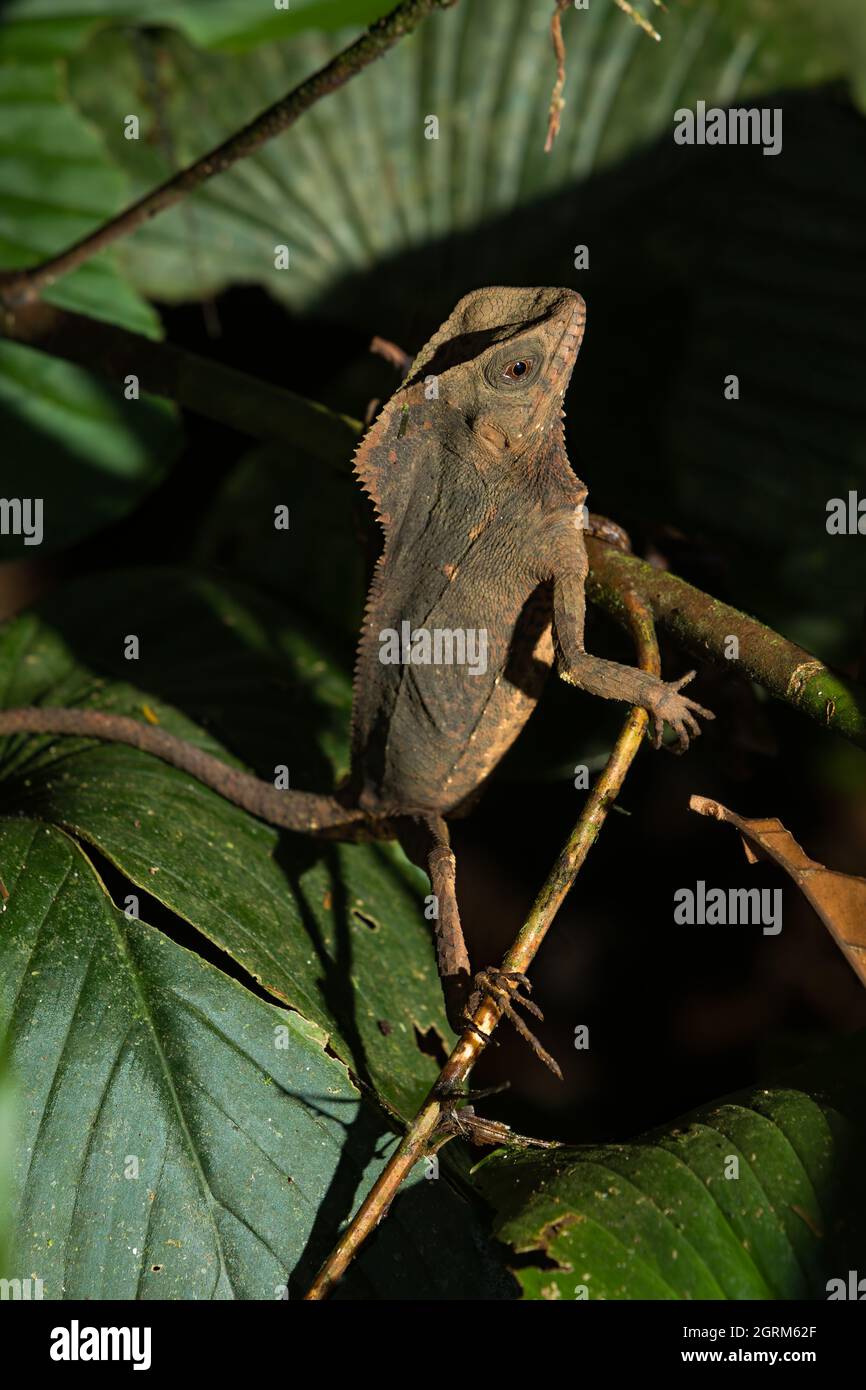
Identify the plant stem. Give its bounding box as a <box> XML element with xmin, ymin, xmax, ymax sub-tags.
<box><xmin>303</xmin><ymin>590</ymin><xmax>658</xmax><ymax>1299</ymax></box>
<box><xmin>0</xmin><ymin>0</ymin><xmax>458</xmax><ymax>309</ymax></box>
<box><xmin>586</xmin><ymin>543</ymin><xmax>866</xmax><ymax>751</ymax></box>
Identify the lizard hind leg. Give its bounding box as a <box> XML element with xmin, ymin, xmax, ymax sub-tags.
<box><xmin>396</xmin><ymin>814</ymin><xmax>563</xmax><ymax>1078</ymax></box>
<box><xmin>396</xmin><ymin>812</ymin><xmax>472</xmax><ymax>1034</ymax></box>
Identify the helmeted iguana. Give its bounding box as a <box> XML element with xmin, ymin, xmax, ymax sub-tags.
<box><xmin>0</xmin><ymin>287</ymin><xmax>712</xmax><ymax>1074</ymax></box>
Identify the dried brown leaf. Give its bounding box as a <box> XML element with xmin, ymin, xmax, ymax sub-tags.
<box><xmin>690</xmin><ymin>795</ymin><xmax>866</xmax><ymax>988</ymax></box>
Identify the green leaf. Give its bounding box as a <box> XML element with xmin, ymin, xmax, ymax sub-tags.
<box><xmin>0</xmin><ymin>568</ymin><xmax>449</xmax><ymax>1117</ymax></box>
<box><xmin>0</xmin><ymin>1035</ymin><xmax>16</xmax><ymax>1282</ymax></box>
<box><xmin>0</xmin><ymin>62</ymin><xmax>158</xmax><ymax>330</ymax></box>
<box><xmin>0</xmin><ymin>344</ymin><xmax>178</xmax><ymax>561</ymax></box>
<box><xmin>0</xmin><ymin>1</ymin><xmax>396</xmax><ymax>59</ymax></box>
<box><xmin>0</xmin><ymin>818</ymin><xmax>507</xmax><ymax>1298</ymax></box>
<box><xmin>0</xmin><ymin>60</ymin><xmax>181</xmax><ymax>558</ymax></box>
<box><xmin>63</xmin><ymin>0</ymin><xmax>865</xmax><ymax>307</ymax></box>
<box><xmin>474</xmin><ymin>1033</ymin><xmax>866</xmax><ymax>1299</ymax></box>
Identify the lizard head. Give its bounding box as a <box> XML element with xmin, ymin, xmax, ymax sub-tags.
<box><xmin>407</xmin><ymin>286</ymin><xmax>585</xmax><ymax>457</ymax></box>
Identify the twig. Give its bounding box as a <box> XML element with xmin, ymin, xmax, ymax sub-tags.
<box><xmin>613</xmin><ymin>0</ymin><xmax>664</xmax><ymax>43</ymax></box>
<box><xmin>546</xmin><ymin>0</ymin><xmax>665</xmax><ymax>153</ymax></box>
<box><xmin>303</xmin><ymin>588</ymin><xmax>659</xmax><ymax>1299</ymax></box>
<box><xmin>544</xmin><ymin>1</ymin><xmax>571</xmax><ymax>153</ymax></box>
<box><xmin>0</xmin><ymin>0</ymin><xmax>458</xmax><ymax>309</ymax></box>
<box><xmin>369</xmin><ymin>336</ymin><xmax>413</xmax><ymax>375</ymax></box>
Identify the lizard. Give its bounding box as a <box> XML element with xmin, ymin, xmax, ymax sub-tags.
<box><xmin>0</xmin><ymin>286</ymin><xmax>713</xmax><ymax>1076</ymax></box>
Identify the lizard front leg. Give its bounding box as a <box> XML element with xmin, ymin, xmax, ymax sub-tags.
<box><xmin>547</xmin><ymin>521</ymin><xmax>713</xmax><ymax>749</ymax></box>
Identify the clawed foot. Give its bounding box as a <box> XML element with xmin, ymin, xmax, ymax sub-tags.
<box><xmin>465</xmin><ymin>969</ymin><xmax>562</xmax><ymax>1080</ymax></box>
<box><xmin>647</xmin><ymin>670</ymin><xmax>714</xmax><ymax>752</ymax></box>
<box><xmin>435</xmin><ymin>1102</ymin><xmax>562</xmax><ymax>1150</ymax></box>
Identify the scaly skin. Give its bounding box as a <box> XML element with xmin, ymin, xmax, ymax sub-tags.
<box><xmin>350</xmin><ymin>286</ymin><xmax>711</xmax><ymax>816</ymax></box>
<box><xmin>0</xmin><ymin>288</ymin><xmax>713</xmax><ymax>1068</ymax></box>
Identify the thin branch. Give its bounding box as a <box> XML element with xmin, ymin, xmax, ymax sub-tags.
<box><xmin>545</xmin><ymin>0</ymin><xmax>663</xmax><ymax>154</ymax></box>
<box><xmin>0</xmin><ymin>0</ymin><xmax>458</xmax><ymax>309</ymax></box>
<box><xmin>544</xmin><ymin>1</ymin><xmax>571</xmax><ymax>153</ymax></box>
<box><xmin>585</xmin><ymin>542</ymin><xmax>866</xmax><ymax>751</ymax></box>
<box><xmin>613</xmin><ymin>0</ymin><xmax>664</xmax><ymax>43</ymax></box>
<box><xmin>303</xmin><ymin>589</ymin><xmax>659</xmax><ymax>1299</ymax></box>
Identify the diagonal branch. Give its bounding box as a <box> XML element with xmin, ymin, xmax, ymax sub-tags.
<box><xmin>303</xmin><ymin>589</ymin><xmax>660</xmax><ymax>1299</ymax></box>
<box><xmin>0</xmin><ymin>0</ymin><xmax>458</xmax><ymax>309</ymax></box>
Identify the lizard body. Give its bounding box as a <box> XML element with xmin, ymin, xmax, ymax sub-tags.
<box><xmin>0</xmin><ymin>287</ymin><xmax>713</xmax><ymax>1067</ymax></box>
<box><xmin>351</xmin><ymin>287</ymin><xmax>705</xmax><ymax>814</ymax></box>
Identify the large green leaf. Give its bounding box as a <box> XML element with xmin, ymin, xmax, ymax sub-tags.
<box><xmin>0</xmin><ymin>818</ymin><xmax>507</xmax><ymax>1298</ymax></box>
<box><xmin>0</xmin><ymin>342</ymin><xmax>179</xmax><ymax>562</ymax></box>
<box><xmin>62</xmin><ymin>0</ymin><xmax>865</xmax><ymax>307</ymax></box>
<box><xmin>0</xmin><ymin>1036</ymin><xmax>15</xmax><ymax>1283</ymax></box>
<box><xmin>474</xmin><ymin>1032</ymin><xmax>866</xmax><ymax>1299</ymax></box>
<box><xmin>0</xmin><ymin>60</ymin><xmax>180</xmax><ymax>559</ymax></box>
<box><xmin>0</xmin><ymin>1</ymin><xmax>395</xmax><ymax>59</ymax></box>
<box><xmin>0</xmin><ymin>63</ymin><xmax>157</xmax><ymax>329</ymax></box>
<box><xmin>0</xmin><ymin>569</ymin><xmax>449</xmax><ymax>1118</ymax></box>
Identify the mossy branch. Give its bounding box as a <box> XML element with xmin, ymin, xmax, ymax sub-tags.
<box><xmin>586</xmin><ymin>543</ymin><xmax>866</xmax><ymax>751</ymax></box>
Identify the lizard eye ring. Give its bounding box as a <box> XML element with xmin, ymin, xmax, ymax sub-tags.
<box><xmin>485</xmin><ymin>342</ymin><xmax>542</xmax><ymax>391</ymax></box>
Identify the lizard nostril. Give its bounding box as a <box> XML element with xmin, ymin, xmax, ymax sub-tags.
<box><xmin>476</xmin><ymin>419</ymin><xmax>508</xmax><ymax>451</ymax></box>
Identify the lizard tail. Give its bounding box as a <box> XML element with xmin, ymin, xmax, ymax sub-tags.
<box><xmin>0</xmin><ymin>708</ymin><xmax>366</xmax><ymax>834</ymax></box>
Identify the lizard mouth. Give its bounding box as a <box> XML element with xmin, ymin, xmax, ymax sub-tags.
<box><xmin>544</xmin><ymin>292</ymin><xmax>586</xmax><ymax>394</ymax></box>
<box><xmin>517</xmin><ymin>292</ymin><xmax>586</xmax><ymax>439</ymax></box>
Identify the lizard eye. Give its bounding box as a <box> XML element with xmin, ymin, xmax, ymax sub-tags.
<box><xmin>501</xmin><ymin>358</ymin><xmax>533</xmax><ymax>382</ymax></box>
<box><xmin>485</xmin><ymin>338</ymin><xmax>542</xmax><ymax>390</ymax></box>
